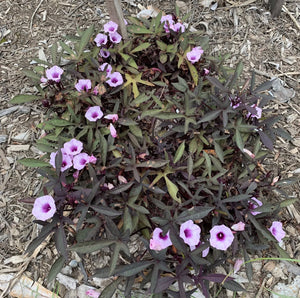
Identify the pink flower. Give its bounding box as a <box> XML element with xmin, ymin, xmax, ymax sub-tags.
<box><xmin>63</xmin><ymin>139</ymin><xmax>83</xmax><ymax>156</ymax></box>
<box><xmin>94</xmin><ymin>33</ymin><xmax>107</xmax><ymax>46</ymax></box>
<box><xmin>75</xmin><ymin>79</ymin><xmax>92</xmax><ymax>92</ymax></box>
<box><xmin>231</xmin><ymin>222</ymin><xmax>245</xmax><ymax>231</ymax></box>
<box><xmin>248</xmin><ymin>197</ymin><xmax>262</xmax><ymax>216</ymax></box>
<box><xmin>234</xmin><ymin>259</ymin><xmax>244</xmax><ymax>273</ymax></box>
<box><xmin>109</xmin><ymin>123</ymin><xmax>117</xmax><ymax>138</ymax></box>
<box><xmin>179</xmin><ymin>220</ymin><xmax>201</xmax><ymax>249</ymax></box>
<box><xmin>73</xmin><ymin>170</ymin><xmax>80</xmax><ymax>179</ymax></box>
<box><xmin>89</xmin><ymin>155</ymin><xmax>97</xmax><ymax>164</ymax></box>
<box><xmin>243</xmin><ymin>148</ymin><xmax>255</xmax><ymax>159</ymax></box>
<box><xmin>41</xmin><ymin>77</ymin><xmax>47</xmax><ymax>83</ymax></box>
<box><xmin>269</xmin><ymin>221</ymin><xmax>286</xmax><ymax>242</ymax></box>
<box><xmin>209</xmin><ymin>225</ymin><xmax>234</xmax><ymax>251</ymax></box>
<box><xmin>109</xmin><ymin>32</ymin><xmax>122</xmax><ymax>44</ymax></box>
<box><xmin>32</xmin><ymin>195</ymin><xmax>56</xmax><ymax>221</ymax></box>
<box><xmin>49</xmin><ymin>149</ymin><xmax>73</xmax><ymax>172</ymax></box>
<box><xmin>170</xmin><ymin>22</ymin><xmax>185</xmax><ymax>33</ymax></box>
<box><xmin>104</xmin><ymin>21</ymin><xmax>118</xmax><ymax>33</ymax></box>
<box><xmin>204</xmin><ymin>68</ymin><xmax>210</xmax><ymax>75</ymax></box>
<box><xmin>98</xmin><ymin>63</ymin><xmax>112</xmax><ymax>76</ymax></box>
<box><xmin>160</xmin><ymin>15</ymin><xmax>174</xmax><ymax>25</ymax></box>
<box><xmin>150</xmin><ymin>228</ymin><xmax>172</xmax><ymax>251</ymax></box>
<box><xmin>100</xmin><ymin>49</ymin><xmax>110</xmax><ymax>58</ymax></box>
<box><xmin>186</xmin><ymin>46</ymin><xmax>204</xmax><ymax>64</ymax></box>
<box><xmin>85</xmin><ymin>106</ymin><xmax>104</xmax><ymax>122</ymax></box>
<box><xmin>103</xmin><ymin>183</ymin><xmax>114</xmax><ymax>190</ymax></box>
<box><xmin>190</xmin><ymin>241</ymin><xmax>210</xmax><ymax>257</ymax></box>
<box><xmin>106</xmin><ymin>72</ymin><xmax>123</xmax><ymax>87</ymax></box>
<box><xmin>229</xmin><ymin>96</ymin><xmax>241</xmax><ymax>109</ymax></box>
<box><xmin>247</xmin><ymin>104</ymin><xmax>262</xmax><ymax>119</ymax></box>
<box><xmin>73</xmin><ymin>153</ymin><xmax>90</xmax><ymax>170</ymax></box>
<box><xmin>104</xmin><ymin>114</ymin><xmax>118</xmax><ymax>122</ymax></box>
<box><xmin>118</xmin><ymin>175</ymin><xmax>127</xmax><ymax>184</ymax></box>
<box><xmin>86</xmin><ymin>289</ymin><xmax>100</xmax><ymax>298</ymax></box>
<box><xmin>45</xmin><ymin>65</ymin><xmax>64</xmax><ymax>82</ymax></box>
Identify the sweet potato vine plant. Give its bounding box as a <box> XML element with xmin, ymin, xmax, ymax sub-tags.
<box><xmin>11</xmin><ymin>9</ymin><xmax>296</xmax><ymax>298</ymax></box>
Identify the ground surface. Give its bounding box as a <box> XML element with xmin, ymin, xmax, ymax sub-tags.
<box><xmin>0</xmin><ymin>0</ymin><xmax>299</xmax><ymax>297</ymax></box>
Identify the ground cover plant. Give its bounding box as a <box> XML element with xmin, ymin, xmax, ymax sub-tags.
<box><xmin>10</xmin><ymin>7</ymin><xmax>296</xmax><ymax>298</ymax></box>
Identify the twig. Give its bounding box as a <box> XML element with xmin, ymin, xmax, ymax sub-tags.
<box><xmin>282</xmin><ymin>5</ymin><xmax>300</xmax><ymax>31</ymax></box>
<box><xmin>253</xmin><ymin>69</ymin><xmax>273</xmax><ymax>78</ymax></box>
<box><xmin>29</xmin><ymin>0</ymin><xmax>45</xmax><ymax>36</ymax></box>
<box><xmin>225</xmin><ymin>0</ymin><xmax>257</xmax><ymax>9</ymax></box>
<box><xmin>67</xmin><ymin>2</ymin><xmax>84</xmax><ymax>17</ymax></box>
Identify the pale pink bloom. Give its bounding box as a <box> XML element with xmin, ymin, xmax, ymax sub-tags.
<box><xmin>109</xmin><ymin>32</ymin><xmax>122</xmax><ymax>44</ymax></box>
<box><xmin>45</xmin><ymin>66</ymin><xmax>64</xmax><ymax>82</ymax></box>
<box><xmin>41</xmin><ymin>77</ymin><xmax>47</xmax><ymax>83</ymax></box>
<box><xmin>243</xmin><ymin>148</ymin><xmax>255</xmax><ymax>159</ymax></box>
<box><xmin>32</xmin><ymin>195</ymin><xmax>56</xmax><ymax>221</ymax></box>
<box><xmin>186</xmin><ymin>46</ymin><xmax>204</xmax><ymax>64</ymax></box>
<box><xmin>73</xmin><ymin>153</ymin><xmax>90</xmax><ymax>170</ymax></box>
<box><xmin>86</xmin><ymin>289</ymin><xmax>100</xmax><ymax>298</ymax></box>
<box><xmin>104</xmin><ymin>21</ymin><xmax>118</xmax><ymax>33</ymax></box>
<box><xmin>229</xmin><ymin>96</ymin><xmax>241</xmax><ymax>109</ymax></box>
<box><xmin>204</xmin><ymin>68</ymin><xmax>210</xmax><ymax>75</ymax></box>
<box><xmin>160</xmin><ymin>15</ymin><xmax>174</xmax><ymax>25</ymax></box>
<box><xmin>179</xmin><ymin>220</ymin><xmax>201</xmax><ymax>249</ymax></box>
<box><xmin>50</xmin><ymin>149</ymin><xmax>73</xmax><ymax>172</ymax></box>
<box><xmin>85</xmin><ymin>106</ymin><xmax>104</xmax><ymax>122</ymax></box>
<box><xmin>234</xmin><ymin>259</ymin><xmax>244</xmax><ymax>273</ymax></box>
<box><xmin>190</xmin><ymin>241</ymin><xmax>210</xmax><ymax>257</ymax></box>
<box><xmin>118</xmin><ymin>175</ymin><xmax>127</xmax><ymax>184</ymax></box>
<box><xmin>231</xmin><ymin>221</ymin><xmax>245</xmax><ymax>231</ymax></box>
<box><xmin>93</xmin><ymin>87</ymin><xmax>98</xmax><ymax>95</ymax></box>
<box><xmin>124</xmin><ymin>19</ymin><xmax>128</xmax><ymax>25</ymax></box>
<box><xmin>209</xmin><ymin>225</ymin><xmax>234</xmax><ymax>251</ymax></box>
<box><xmin>170</xmin><ymin>22</ymin><xmax>185</xmax><ymax>33</ymax></box>
<box><xmin>104</xmin><ymin>183</ymin><xmax>114</xmax><ymax>189</ymax></box>
<box><xmin>75</xmin><ymin>79</ymin><xmax>92</xmax><ymax>92</ymax></box>
<box><xmin>89</xmin><ymin>155</ymin><xmax>97</xmax><ymax>164</ymax></box>
<box><xmin>73</xmin><ymin>170</ymin><xmax>80</xmax><ymax>179</ymax></box>
<box><xmin>63</xmin><ymin>139</ymin><xmax>83</xmax><ymax>156</ymax></box>
<box><xmin>269</xmin><ymin>221</ymin><xmax>286</xmax><ymax>242</ymax></box>
<box><xmin>106</xmin><ymin>72</ymin><xmax>123</xmax><ymax>87</ymax></box>
<box><xmin>248</xmin><ymin>197</ymin><xmax>262</xmax><ymax>216</ymax></box>
<box><xmin>98</xmin><ymin>63</ymin><xmax>112</xmax><ymax>76</ymax></box>
<box><xmin>100</xmin><ymin>49</ymin><xmax>110</xmax><ymax>58</ymax></box>
<box><xmin>109</xmin><ymin>123</ymin><xmax>117</xmax><ymax>138</ymax></box>
<box><xmin>150</xmin><ymin>228</ymin><xmax>172</xmax><ymax>251</ymax></box>
<box><xmin>247</xmin><ymin>104</ymin><xmax>262</xmax><ymax>119</ymax></box>
<box><xmin>94</xmin><ymin>33</ymin><xmax>107</xmax><ymax>46</ymax></box>
<box><xmin>104</xmin><ymin>114</ymin><xmax>118</xmax><ymax>122</ymax></box>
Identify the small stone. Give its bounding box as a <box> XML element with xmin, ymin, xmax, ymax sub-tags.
<box><xmin>0</xmin><ymin>106</ymin><xmax>19</xmax><ymax>117</ymax></box>
<box><xmin>92</xmin><ymin>277</ymin><xmax>114</xmax><ymax>288</ymax></box>
<box><xmin>271</xmin><ymin>263</ymin><xmax>288</xmax><ymax>279</ymax></box>
<box><xmin>61</xmin><ymin>265</ymin><xmax>72</xmax><ymax>275</ymax></box>
<box><xmin>56</xmin><ymin>273</ymin><xmax>77</xmax><ymax>290</ymax></box>
<box><xmin>12</xmin><ymin>131</ymin><xmax>30</xmax><ymax>142</ymax></box>
<box><xmin>272</xmin><ymin>276</ymin><xmax>300</xmax><ymax>298</ymax></box>
<box><xmin>0</xmin><ymin>135</ymin><xmax>8</xmax><ymax>143</ymax></box>
<box><xmin>69</xmin><ymin>260</ymin><xmax>78</xmax><ymax>268</ymax></box>
<box><xmin>263</xmin><ymin>261</ymin><xmax>276</xmax><ymax>272</ymax></box>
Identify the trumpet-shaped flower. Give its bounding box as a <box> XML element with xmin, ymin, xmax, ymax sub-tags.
<box><xmin>269</xmin><ymin>221</ymin><xmax>286</xmax><ymax>242</ymax></box>
<box><xmin>104</xmin><ymin>114</ymin><xmax>118</xmax><ymax>122</ymax></box>
<box><xmin>100</xmin><ymin>49</ymin><xmax>110</xmax><ymax>58</ymax></box>
<box><xmin>170</xmin><ymin>22</ymin><xmax>185</xmax><ymax>33</ymax></box>
<box><xmin>247</xmin><ymin>104</ymin><xmax>262</xmax><ymax>119</ymax></box>
<box><xmin>89</xmin><ymin>155</ymin><xmax>97</xmax><ymax>164</ymax></box>
<box><xmin>73</xmin><ymin>153</ymin><xmax>90</xmax><ymax>170</ymax></box>
<box><xmin>186</xmin><ymin>46</ymin><xmax>204</xmax><ymax>64</ymax></box>
<box><xmin>179</xmin><ymin>220</ymin><xmax>201</xmax><ymax>248</ymax></box>
<box><xmin>106</xmin><ymin>72</ymin><xmax>123</xmax><ymax>87</ymax></box>
<box><xmin>98</xmin><ymin>63</ymin><xmax>112</xmax><ymax>76</ymax></box>
<box><xmin>234</xmin><ymin>259</ymin><xmax>244</xmax><ymax>273</ymax></box>
<box><xmin>49</xmin><ymin>149</ymin><xmax>73</xmax><ymax>172</ymax></box>
<box><xmin>150</xmin><ymin>228</ymin><xmax>172</xmax><ymax>251</ymax></box>
<box><xmin>32</xmin><ymin>195</ymin><xmax>56</xmax><ymax>221</ymax></box>
<box><xmin>45</xmin><ymin>65</ymin><xmax>64</xmax><ymax>83</ymax></box>
<box><xmin>63</xmin><ymin>139</ymin><xmax>83</xmax><ymax>156</ymax></box>
<box><xmin>94</xmin><ymin>33</ymin><xmax>107</xmax><ymax>46</ymax></box>
<box><xmin>104</xmin><ymin>21</ymin><xmax>118</xmax><ymax>33</ymax></box>
<box><xmin>231</xmin><ymin>221</ymin><xmax>245</xmax><ymax>231</ymax></box>
<box><xmin>109</xmin><ymin>123</ymin><xmax>117</xmax><ymax>138</ymax></box>
<box><xmin>75</xmin><ymin>79</ymin><xmax>92</xmax><ymax>92</ymax></box>
<box><xmin>248</xmin><ymin>197</ymin><xmax>262</xmax><ymax>216</ymax></box>
<box><xmin>109</xmin><ymin>32</ymin><xmax>122</xmax><ymax>44</ymax></box>
<box><xmin>209</xmin><ymin>225</ymin><xmax>234</xmax><ymax>251</ymax></box>
<box><xmin>85</xmin><ymin>106</ymin><xmax>104</xmax><ymax>122</ymax></box>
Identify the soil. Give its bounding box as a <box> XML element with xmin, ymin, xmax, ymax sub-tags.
<box><xmin>0</xmin><ymin>0</ymin><xmax>299</xmax><ymax>297</ymax></box>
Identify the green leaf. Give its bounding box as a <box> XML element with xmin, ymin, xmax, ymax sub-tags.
<box><xmin>18</xmin><ymin>158</ymin><xmax>50</xmax><ymax>168</ymax></box>
<box><xmin>69</xmin><ymin>239</ymin><xmax>115</xmax><ymax>254</ymax></box>
<box><xmin>165</xmin><ymin>176</ymin><xmax>181</xmax><ymax>203</ymax></box>
<box><xmin>77</xmin><ymin>25</ymin><xmax>94</xmax><ymax>57</ymax></box>
<box><xmin>22</xmin><ymin>70</ymin><xmax>42</xmax><ymax>81</ymax></box>
<box><xmin>51</xmin><ymin>42</ymin><xmax>58</xmax><ymax>65</ymax></box>
<box><xmin>235</xmin><ymin>129</ymin><xmax>244</xmax><ymax>151</ymax></box>
<box><xmin>174</xmin><ymin>141</ymin><xmax>185</xmax><ymax>163</ymax></box>
<box><xmin>198</xmin><ymin>110</ymin><xmax>221</xmax><ymax>123</ymax></box>
<box><xmin>117</xmin><ymin>261</ymin><xmax>153</xmax><ymax>277</ymax></box>
<box><xmin>280</xmin><ymin>198</ymin><xmax>297</xmax><ymax>208</ymax></box>
<box><xmin>98</xmin><ymin>133</ymin><xmax>107</xmax><ymax>165</ymax></box>
<box><xmin>55</xmin><ymin>226</ymin><xmax>67</xmax><ymax>259</ymax></box>
<box><xmin>91</xmin><ymin>205</ymin><xmax>122</xmax><ymax>217</ymax></box>
<box><xmin>127</xmin><ymin>25</ymin><xmax>153</xmax><ymax>34</ymax></box>
<box><xmin>159</xmin><ymin>53</ymin><xmax>168</xmax><ymax>64</ymax></box>
<box><xmin>10</xmin><ymin>94</ymin><xmax>40</xmax><ymax>104</ymax></box>
<box><xmin>214</xmin><ymin>141</ymin><xmax>224</xmax><ymax>163</ymax></box>
<box><xmin>108</xmin><ymin>181</ymin><xmax>134</xmax><ymax>195</ymax></box>
<box><xmin>156</xmin><ymin>40</ymin><xmax>167</xmax><ymax>51</ymax></box>
<box><xmin>176</xmin><ymin>206</ymin><xmax>214</xmax><ymax>222</ymax></box>
<box><xmin>223</xmin><ymin>280</ymin><xmax>246</xmax><ymax>292</ymax></box>
<box><xmin>172</xmin><ymin>82</ymin><xmax>187</xmax><ymax>92</ymax></box>
<box><xmin>48</xmin><ymin>119</ymin><xmax>74</xmax><ymax>126</ymax></box>
<box><xmin>47</xmin><ymin>256</ymin><xmax>65</xmax><ymax>283</ymax></box>
<box><xmin>99</xmin><ymin>277</ymin><xmax>123</xmax><ymax>298</ymax></box>
<box><xmin>110</xmin><ymin>243</ymin><xmax>121</xmax><ymax>275</ymax></box>
<box><xmin>131</xmin><ymin>42</ymin><xmax>151</xmax><ymax>53</ymax></box>
<box><xmin>206</xmin><ymin>76</ymin><xmax>227</xmax><ymax>91</ymax></box>
<box><xmin>203</xmin><ymin>151</ymin><xmax>211</xmax><ymax>178</ymax></box>
<box><xmin>118</xmin><ymin>118</ymin><xmax>138</xmax><ymax>126</ymax></box>
<box><xmin>187</xmin><ymin>61</ymin><xmax>198</xmax><ymax>85</ymax></box>
<box><xmin>59</xmin><ymin>41</ymin><xmax>76</xmax><ymax>57</ymax></box>
<box><xmin>136</xmin><ymin>160</ymin><xmax>169</xmax><ymax>168</ymax></box>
